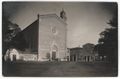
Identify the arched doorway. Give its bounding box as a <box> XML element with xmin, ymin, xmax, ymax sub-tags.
<box><xmin>51</xmin><ymin>44</ymin><xmax>58</xmax><ymax>61</ymax></box>
<box><xmin>52</xmin><ymin>51</ymin><xmax>56</xmax><ymax>60</ymax></box>
<box><xmin>9</xmin><ymin>49</ymin><xmax>19</xmax><ymax>61</ymax></box>
<box><xmin>13</xmin><ymin>55</ymin><xmax>17</xmax><ymax>61</ymax></box>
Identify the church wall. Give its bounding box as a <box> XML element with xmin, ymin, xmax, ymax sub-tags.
<box><xmin>22</xmin><ymin>20</ymin><xmax>39</xmax><ymax>53</ymax></box>
<box><xmin>19</xmin><ymin>54</ymin><xmax>38</xmax><ymax>61</ymax></box>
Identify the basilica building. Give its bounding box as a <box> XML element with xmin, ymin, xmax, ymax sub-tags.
<box><xmin>5</xmin><ymin>10</ymin><xmax>68</xmax><ymax>61</ymax></box>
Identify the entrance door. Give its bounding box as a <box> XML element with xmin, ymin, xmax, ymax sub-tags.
<box><xmin>73</xmin><ymin>55</ymin><xmax>76</xmax><ymax>61</ymax></box>
<box><xmin>87</xmin><ymin>56</ymin><xmax>90</xmax><ymax>62</ymax></box>
<box><xmin>13</xmin><ymin>55</ymin><xmax>16</xmax><ymax>61</ymax></box>
<box><xmin>52</xmin><ymin>52</ymin><xmax>56</xmax><ymax>60</ymax></box>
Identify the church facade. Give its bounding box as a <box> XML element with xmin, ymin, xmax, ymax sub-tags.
<box><xmin>37</xmin><ymin>14</ymin><xmax>67</xmax><ymax>61</ymax></box>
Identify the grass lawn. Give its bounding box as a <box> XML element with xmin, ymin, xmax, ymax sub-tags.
<box><xmin>2</xmin><ymin>61</ymin><xmax>118</xmax><ymax>77</ymax></box>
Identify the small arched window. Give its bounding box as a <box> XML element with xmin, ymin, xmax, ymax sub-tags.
<box><xmin>51</xmin><ymin>26</ymin><xmax>58</xmax><ymax>35</ymax></box>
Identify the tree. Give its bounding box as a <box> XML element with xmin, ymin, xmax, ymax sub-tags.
<box><xmin>3</xmin><ymin>17</ymin><xmax>27</xmax><ymax>56</ymax></box>
<box><xmin>4</xmin><ymin>22</ymin><xmax>21</xmax><ymax>43</ymax></box>
<box><xmin>96</xmin><ymin>12</ymin><xmax>118</xmax><ymax>64</ymax></box>
<box><xmin>46</xmin><ymin>53</ymin><xmax>50</xmax><ymax>61</ymax></box>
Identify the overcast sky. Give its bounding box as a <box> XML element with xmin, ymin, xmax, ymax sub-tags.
<box><xmin>3</xmin><ymin>2</ymin><xmax>117</xmax><ymax>48</ymax></box>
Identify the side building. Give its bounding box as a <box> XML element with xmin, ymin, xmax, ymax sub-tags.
<box><xmin>69</xmin><ymin>43</ymin><xmax>99</xmax><ymax>62</ymax></box>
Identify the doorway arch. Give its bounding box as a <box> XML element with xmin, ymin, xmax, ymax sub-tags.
<box><xmin>10</xmin><ymin>49</ymin><xmax>19</xmax><ymax>61</ymax></box>
<box><xmin>50</xmin><ymin>41</ymin><xmax>58</xmax><ymax>61</ymax></box>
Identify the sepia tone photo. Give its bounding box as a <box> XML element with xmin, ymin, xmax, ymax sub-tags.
<box><xmin>2</xmin><ymin>2</ymin><xmax>118</xmax><ymax>77</ymax></box>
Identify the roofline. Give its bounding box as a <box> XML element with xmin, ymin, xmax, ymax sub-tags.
<box><xmin>39</xmin><ymin>14</ymin><xmax>67</xmax><ymax>25</ymax></box>
<box><xmin>22</xmin><ymin>19</ymin><xmax>38</xmax><ymax>31</ymax></box>
<box><xmin>22</xmin><ymin>13</ymin><xmax>67</xmax><ymax>31</ymax></box>
<box><xmin>68</xmin><ymin>47</ymin><xmax>82</xmax><ymax>50</ymax></box>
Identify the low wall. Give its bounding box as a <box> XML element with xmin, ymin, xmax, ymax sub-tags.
<box><xmin>19</xmin><ymin>54</ymin><xmax>38</xmax><ymax>61</ymax></box>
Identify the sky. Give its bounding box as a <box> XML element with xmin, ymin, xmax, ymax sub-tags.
<box><xmin>3</xmin><ymin>2</ymin><xmax>117</xmax><ymax>48</ymax></box>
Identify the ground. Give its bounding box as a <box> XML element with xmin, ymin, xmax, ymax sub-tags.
<box><xmin>2</xmin><ymin>61</ymin><xmax>117</xmax><ymax>77</ymax></box>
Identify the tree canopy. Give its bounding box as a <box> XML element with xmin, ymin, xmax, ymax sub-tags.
<box><xmin>95</xmin><ymin>11</ymin><xmax>118</xmax><ymax>64</ymax></box>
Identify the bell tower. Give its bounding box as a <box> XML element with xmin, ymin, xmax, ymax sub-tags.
<box><xmin>60</xmin><ymin>9</ymin><xmax>67</xmax><ymax>22</ymax></box>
